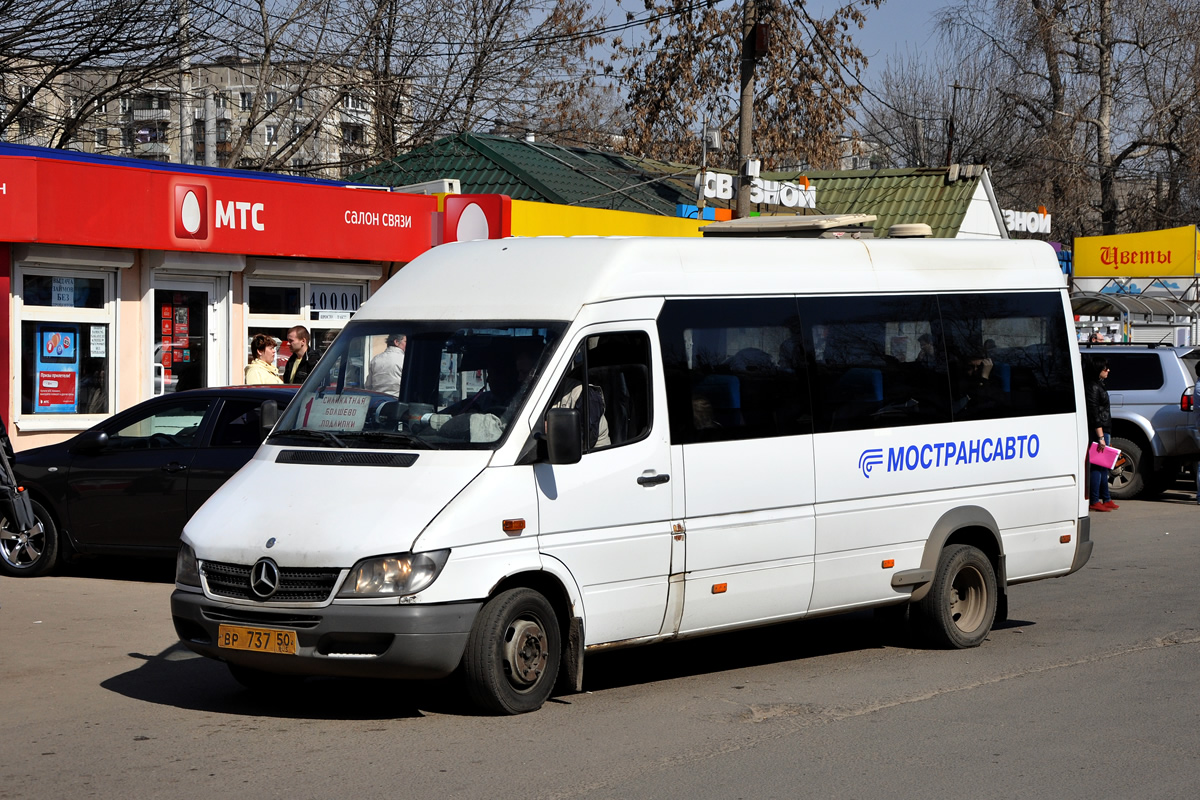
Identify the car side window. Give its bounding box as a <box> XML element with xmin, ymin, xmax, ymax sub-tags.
<box><xmin>1101</xmin><ymin>354</ymin><xmax>1164</xmax><ymax>391</ymax></box>
<box><xmin>546</xmin><ymin>332</ymin><xmax>652</xmax><ymax>454</ymax></box>
<box><xmin>210</xmin><ymin>399</ymin><xmax>268</xmax><ymax>447</ymax></box>
<box><xmin>108</xmin><ymin>399</ymin><xmax>211</xmax><ymax>450</ymax></box>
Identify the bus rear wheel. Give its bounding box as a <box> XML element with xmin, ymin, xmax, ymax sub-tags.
<box><xmin>917</xmin><ymin>544</ymin><xmax>997</xmax><ymax>649</ymax></box>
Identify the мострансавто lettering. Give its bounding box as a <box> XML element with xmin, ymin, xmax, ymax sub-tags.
<box><xmin>858</xmin><ymin>435</ymin><xmax>1041</xmax><ymax>478</ymax></box>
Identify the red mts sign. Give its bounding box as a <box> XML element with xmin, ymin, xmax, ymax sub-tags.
<box><xmin>0</xmin><ymin>153</ymin><xmax>435</xmax><ymax>262</ymax></box>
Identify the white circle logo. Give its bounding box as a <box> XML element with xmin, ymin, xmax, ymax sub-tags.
<box><xmin>455</xmin><ymin>203</ymin><xmax>490</xmax><ymax>242</ymax></box>
<box><xmin>180</xmin><ymin>190</ymin><xmax>202</xmax><ymax>234</ymax></box>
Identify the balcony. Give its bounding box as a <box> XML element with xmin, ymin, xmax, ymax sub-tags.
<box><xmin>134</xmin><ymin>141</ymin><xmax>170</xmax><ymax>156</ymax></box>
<box><xmin>133</xmin><ymin>108</ymin><xmax>171</xmax><ymax>122</ymax></box>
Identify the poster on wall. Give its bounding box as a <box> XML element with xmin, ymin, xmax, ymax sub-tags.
<box><xmin>35</xmin><ymin>323</ymin><xmax>81</xmax><ymax>412</ymax></box>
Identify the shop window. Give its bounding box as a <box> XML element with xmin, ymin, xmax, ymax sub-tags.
<box><xmin>17</xmin><ymin>270</ymin><xmax>115</xmax><ymax>421</ymax></box>
<box><xmin>22</xmin><ymin>275</ymin><xmax>106</xmax><ymax>309</ymax></box>
<box><xmin>249</xmin><ymin>285</ymin><xmax>301</xmax><ymax>316</ymax></box>
<box><xmin>246</xmin><ymin>281</ymin><xmax>367</xmax><ymax>378</ymax></box>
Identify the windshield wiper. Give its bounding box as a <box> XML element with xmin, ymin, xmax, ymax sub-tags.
<box><xmin>353</xmin><ymin>430</ymin><xmax>436</xmax><ymax>450</ymax></box>
<box><xmin>267</xmin><ymin>428</ymin><xmax>348</xmax><ymax>448</ymax></box>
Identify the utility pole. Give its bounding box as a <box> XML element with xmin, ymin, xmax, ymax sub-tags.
<box><xmin>735</xmin><ymin>0</ymin><xmax>759</xmax><ymax>218</ymax></box>
<box><xmin>179</xmin><ymin>0</ymin><xmax>192</xmax><ymax>165</ymax></box>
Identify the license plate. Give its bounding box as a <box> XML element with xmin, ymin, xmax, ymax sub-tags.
<box><xmin>217</xmin><ymin>624</ymin><xmax>298</xmax><ymax>655</ymax></box>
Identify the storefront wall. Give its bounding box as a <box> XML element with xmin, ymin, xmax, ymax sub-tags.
<box><xmin>2</xmin><ymin>148</ymin><xmax>434</xmax><ymax>451</ymax></box>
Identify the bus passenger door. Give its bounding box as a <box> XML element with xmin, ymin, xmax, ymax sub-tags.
<box><xmin>536</xmin><ymin>327</ymin><xmax>675</xmax><ymax>646</ymax></box>
<box><xmin>656</xmin><ymin>297</ymin><xmax>818</xmax><ymax>635</ymax></box>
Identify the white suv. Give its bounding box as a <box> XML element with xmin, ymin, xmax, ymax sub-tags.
<box><xmin>1080</xmin><ymin>343</ymin><xmax>1200</xmax><ymax>498</ymax></box>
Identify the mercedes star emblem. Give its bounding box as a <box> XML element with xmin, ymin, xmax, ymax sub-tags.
<box><xmin>250</xmin><ymin>558</ymin><xmax>281</xmax><ymax>599</ymax></box>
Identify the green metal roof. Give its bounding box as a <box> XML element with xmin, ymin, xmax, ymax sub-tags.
<box><xmin>351</xmin><ymin>133</ymin><xmax>693</xmax><ymax>216</ymax></box>
<box><xmin>354</xmin><ymin>135</ymin><xmax>987</xmax><ymax>236</ymax></box>
<box><xmin>786</xmin><ymin>167</ymin><xmax>984</xmax><ymax>239</ymax></box>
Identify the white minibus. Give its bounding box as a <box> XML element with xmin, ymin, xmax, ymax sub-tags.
<box><xmin>172</xmin><ymin>236</ymin><xmax>1093</xmax><ymax>714</ymax></box>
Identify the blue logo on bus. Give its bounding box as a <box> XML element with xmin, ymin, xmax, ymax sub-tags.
<box><xmin>859</xmin><ymin>434</ymin><xmax>1041</xmax><ymax>478</ymax></box>
<box><xmin>858</xmin><ymin>448</ymin><xmax>884</xmax><ymax>477</ymax></box>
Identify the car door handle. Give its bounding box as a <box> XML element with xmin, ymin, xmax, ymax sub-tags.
<box><xmin>637</xmin><ymin>473</ymin><xmax>670</xmax><ymax>486</ymax></box>
<box><xmin>162</xmin><ymin>462</ymin><xmax>189</xmax><ymax>474</ymax></box>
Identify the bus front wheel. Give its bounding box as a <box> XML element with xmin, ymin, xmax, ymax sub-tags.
<box><xmin>917</xmin><ymin>544</ymin><xmax>997</xmax><ymax>649</ymax></box>
<box><xmin>463</xmin><ymin>587</ymin><xmax>561</xmax><ymax>715</ymax></box>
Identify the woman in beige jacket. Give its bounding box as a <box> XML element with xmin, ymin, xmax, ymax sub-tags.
<box><xmin>244</xmin><ymin>334</ymin><xmax>283</xmax><ymax>385</ymax></box>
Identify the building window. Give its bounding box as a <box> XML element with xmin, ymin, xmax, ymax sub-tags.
<box><xmin>18</xmin><ymin>85</ymin><xmax>34</xmax><ymax>101</ymax></box>
<box><xmin>239</xmin><ymin>91</ymin><xmax>253</xmax><ymax>110</ymax></box>
<box><xmin>119</xmin><ymin>97</ymin><xmax>131</xmax><ymax>113</ymax></box>
<box><xmin>290</xmin><ymin>93</ymin><xmax>304</xmax><ymax>110</ymax></box>
<box><xmin>17</xmin><ymin>270</ymin><xmax>115</xmax><ymax>420</ymax></box>
<box><xmin>246</xmin><ymin>281</ymin><xmax>365</xmax><ymax>374</ymax></box>
<box><xmin>265</xmin><ymin>91</ymin><xmax>277</xmax><ymax>107</ymax></box>
<box><xmin>121</xmin><ymin>127</ymin><xmax>134</xmax><ymax>147</ymax></box>
<box><xmin>265</xmin><ymin>124</ymin><xmax>277</xmax><ymax>145</ymax></box>
<box><xmin>214</xmin><ymin>91</ymin><xmax>228</xmax><ymax>110</ymax></box>
<box><xmin>343</xmin><ymin>93</ymin><xmax>367</xmax><ymax>111</ymax></box>
<box><xmin>342</xmin><ymin>124</ymin><xmax>364</xmax><ymax>144</ymax></box>
<box><xmin>216</xmin><ymin>120</ymin><xmax>232</xmax><ymax>143</ymax></box>
<box><xmin>94</xmin><ymin>128</ymin><xmax>108</xmax><ymax>147</ymax></box>
<box><xmin>19</xmin><ymin>117</ymin><xmax>36</xmax><ymax>137</ymax></box>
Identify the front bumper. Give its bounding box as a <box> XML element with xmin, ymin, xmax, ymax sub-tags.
<box><xmin>171</xmin><ymin>589</ymin><xmax>482</xmax><ymax>679</ymax></box>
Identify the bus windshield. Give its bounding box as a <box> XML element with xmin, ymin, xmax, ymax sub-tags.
<box><xmin>268</xmin><ymin>320</ymin><xmax>566</xmax><ymax>450</ymax></box>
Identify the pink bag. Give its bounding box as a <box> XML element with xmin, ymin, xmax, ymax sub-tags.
<box><xmin>1087</xmin><ymin>442</ymin><xmax>1120</xmax><ymax>469</ymax></box>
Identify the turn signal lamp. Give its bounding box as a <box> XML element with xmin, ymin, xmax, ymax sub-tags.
<box><xmin>712</xmin><ymin>583</ymin><xmax>728</xmax><ymax>594</ymax></box>
<box><xmin>1060</xmin><ymin>535</ymin><xmax>1072</xmax><ymax>544</ymax></box>
<box><xmin>502</xmin><ymin>519</ymin><xmax>525</xmax><ymax>535</ymax></box>
<box><xmin>881</xmin><ymin>559</ymin><xmax>895</xmax><ymax>569</ymax></box>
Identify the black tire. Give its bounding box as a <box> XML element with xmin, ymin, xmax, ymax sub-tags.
<box><xmin>917</xmin><ymin>544</ymin><xmax>997</xmax><ymax>649</ymax></box>
<box><xmin>1108</xmin><ymin>436</ymin><xmax>1145</xmax><ymax>500</ymax></box>
<box><xmin>462</xmin><ymin>588</ymin><xmax>561</xmax><ymax>715</ymax></box>
<box><xmin>0</xmin><ymin>499</ymin><xmax>60</xmax><ymax>578</ymax></box>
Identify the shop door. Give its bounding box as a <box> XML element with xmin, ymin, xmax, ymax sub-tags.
<box><xmin>153</xmin><ymin>281</ymin><xmax>219</xmax><ymax>395</ymax></box>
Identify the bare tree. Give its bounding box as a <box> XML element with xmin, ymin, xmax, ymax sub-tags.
<box><xmin>930</xmin><ymin>0</ymin><xmax>1200</xmax><ymax>235</ymax></box>
<box><xmin>0</xmin><ymin>0</ymin><xmax>182</xmax><ymax>147</ymax></box>
<box><xmin>604</xmin><ymin>0</ymin><xmax>883</xmax><ymax>170</ymax></box>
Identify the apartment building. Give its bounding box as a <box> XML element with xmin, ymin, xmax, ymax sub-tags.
<box><xmin>3</xmin><ymin>56</ymin><xmax>400</xmax><ymax>179</ymax></box>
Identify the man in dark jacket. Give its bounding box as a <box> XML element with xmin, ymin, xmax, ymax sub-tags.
<box><xmin>283</xmin><ymin>326</ymin><xmax>319</xmax><ymax>384</ymax></box>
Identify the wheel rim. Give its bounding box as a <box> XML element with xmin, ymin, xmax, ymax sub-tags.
<box><xmin>1110</xmin><ymin>455</ymin><xmax>1132</xmax><ymax>489</ymax></box>
<box><xmin>948</xmin><ymin>564</ymin><xmax>988</xmax><ymax>633</ymax></box>
<box><xmin>502</xmin><ymin>615</ymin><xmax>549</xmax><ymax>691</ymax></box>
<box><xmin>0</xmin><ymin>519</ymin><xmax>45</xmax><ymax>570</ymax></box>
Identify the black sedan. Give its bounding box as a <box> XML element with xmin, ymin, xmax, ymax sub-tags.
<box><xmin>0</xmin><ymin>385</ymin><xmax>296</xmax><ymax>577</ymax></box>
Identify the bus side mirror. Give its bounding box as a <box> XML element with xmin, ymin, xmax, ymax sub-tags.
<box><xmin>545</xmin><ymin>408</ymin><xmax>582</xmax><ymax>465</ymax></box>
<box><xmin>259</xmin><ymin>400</ymin><xmax>280</xmax><ymax>439</ymax></box>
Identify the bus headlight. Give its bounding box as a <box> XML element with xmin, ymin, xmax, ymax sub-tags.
<box><xmin>176</xmin><ymin>543</ymin><xmax>201</xmax><ymax>587</ymax></box>
<box><xmin>338</xmin><ymin>550</ymin><xmax>451</xmax><ymax>597</ymax></box>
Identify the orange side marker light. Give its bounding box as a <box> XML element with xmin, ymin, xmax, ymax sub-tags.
<box><xmin>1060</xmin><ymin>534</ymin><xmax>1072</xmax><ymax>544</ymax></box>
<box><xmin>712</xmin><ymin>583</ymin><xmax>728</xmax><ymax>594</ymax></box>
<box><xmin>881</xmin><ymin>559</ymin><xmax>895</xmax><ymax>569</ymax></box>
<box><xmin>502</xmin><ymin>519</ymin><xmax>525</xmax><ymax>535</ymax></box>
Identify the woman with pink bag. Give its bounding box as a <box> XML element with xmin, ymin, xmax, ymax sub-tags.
<box><xmin>1084</xmin><ymin>356</ymin><xmax>1118</xmax><ymax>512</ymax></box>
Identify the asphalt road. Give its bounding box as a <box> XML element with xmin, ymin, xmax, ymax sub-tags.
<box><xmin>2</xmin><ymin>487</ymin><xmax>1198</xmax><ymax>800</ymax></box>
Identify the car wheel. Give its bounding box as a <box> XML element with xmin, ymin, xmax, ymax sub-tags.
<box><xmin>462</xmin><ymin>588</ymin><xmax>561</xmax><ymax>715</ymax></box>
<box><xmin>916</xmin><ymin>544</ymin><xmax>997</xmax><ymax>649</ymax></box>
<box><xmin>0</xmin><ymin>499</ymin><xmax>60</xmax><ymax>578</ymax></box>
<box><xmin>1108</xmin><ymin>436</ymin><xmax>1144</xmax><ymax>500</ymax></box>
